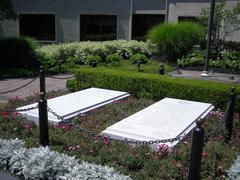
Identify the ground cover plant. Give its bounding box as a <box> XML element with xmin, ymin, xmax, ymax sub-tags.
<box><xmin>177</xmin><ymin>49</ymin><xmax>240</xmax><ymax>72</ymax></box>
<box><xmin>0</xmin><ymin>92</ymin><xmax>240</xmax><ymax>179</ymax></box>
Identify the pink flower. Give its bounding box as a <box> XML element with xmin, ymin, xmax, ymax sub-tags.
<box><xmin>25</xmin><ymin>124</ymin><xmax>33</xmax><ymax>130</ymax></box>
<box><xmin>157</xmin><ymin>144</ymin><xmax>169</xmax><ymax>158</ymax></box>
<box><xmin>103</xmin><ymin>136</ymin><xmax>110</xmax><ymax>145</ymax></box>
<box><xmin>57</xmin><ymin>124</ymin><xmax>71</xmax><ymax>131</ymax></box>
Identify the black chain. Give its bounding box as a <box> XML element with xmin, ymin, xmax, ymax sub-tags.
<box><xmin>73</xmin><ymin>123</ymin><xmax>193</xmax><ymax>145</ymax></box>
<box><xmin>47</xmin><ymin>106</ymin><xmax>64</xmax><ymax>121</ymax></box>
<box><xmin>0</xmin><ymin>105</ymin><xmax>38</xmax><ymax>113</ymax></box>
<box><xmin>46</xmin><ymin>74</ymin><xmax>75</xmax><ymax>80</ymax></box>
<box><xmin>0</xmin><ymin>78</ymin><xmax>37</xmax><ymax>94</ymax></box>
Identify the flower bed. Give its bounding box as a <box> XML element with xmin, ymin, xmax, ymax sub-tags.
<box><xmin>0</xmin><ymin>94</ymin><xmax>240</xmax><ymax>179</ymax></box>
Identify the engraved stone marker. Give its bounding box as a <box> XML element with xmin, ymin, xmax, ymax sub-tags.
<box><xmin>17</xmin><ymin>88</ymin><xmax>129</xmax><ymax>125</ymax></box>
<box><xmin>102</xmin><ymin>98</ymin><xmax>214</xmax><ymax>150</ymax></box>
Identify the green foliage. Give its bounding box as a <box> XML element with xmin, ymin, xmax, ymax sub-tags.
<box><xmin>177</xmin><ymin>49</ymin><xmax>240</xmax><ymax>70</ymax></box>
<box><xmin>105</xmin><ymin>53</ymin><xmax>123</xmax><ymax>66</ymax></box>
<box><xmin>177</xmin><ymin>50</ymin><xmax>205</xmax><ymax>67</ymax></box>
<box><xmin>38</xmin><ymin>40</ymin><xmax>152</xmax><ymax>66</ymax></box>
<box><xmin>129</xmin><ymin>53</ymin><xmax>148</xmax><ymax>65</ymax></box>
<box><xmin>198</xmin><ymin>0</ymin><xmax>240</xmax><ymax>43</ymax></box>
<box><xmin>67</xmin><ymin>67</ymin><xmax>240</xmax><ymax>109</ymax></box>
<box><xmin>148</xmin><ymin>22</ymin><xmax>205</xmax><ymax>62</ymax></box>
<box><xmin>85</xmin><ymin>55</ymin><xmax>102</xmax><ymax>66</ymax></box>
<box><xmin>0</xmin><ymin>37</ymin><xmax>39</xmax><ymax>74</ymax></box>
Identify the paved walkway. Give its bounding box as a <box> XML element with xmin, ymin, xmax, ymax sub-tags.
<box><xmin>0</xmin><ymin>74</ymin><xmax>73</xmax><ymax>103</ymax></box>
<box><xmin>169</xmin><ymin>70</ymin><xmax>240</xmax><ymax>84</ymax></box>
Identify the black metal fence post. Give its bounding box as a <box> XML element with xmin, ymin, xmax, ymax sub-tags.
<box><xmin>38</xmin><ymin>66</ymin><xmax>49</xmax><ymax>146</ymax></box>
<box><xmin>188</xmin><ymin>121</ymin><xmax>205</xmax><ymax>180</ymax></box>
<box><xmin>159</xmin><ymin>64</ymin><xmax>164</xmax><ymax>75</ymax></box>
<box><xmin>224</xmin><ymin>87</ymin><xmax>236</xmax><ymax>142</ymax></box>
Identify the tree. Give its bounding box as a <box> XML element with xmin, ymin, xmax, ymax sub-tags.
<box><xmin>0</xmin><ymin>0</ymin><xmax>16</xmax><ymax>20</ymax></box>
<box><xmin>198</xmin><ymin>0</ymin><xmax>240</xmax><ymax>59</ymax></box>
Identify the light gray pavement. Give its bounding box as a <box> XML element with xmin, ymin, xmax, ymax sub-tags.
<box><xmin>0</xmin><ymin>74</ymin><xmax>73</xmax><ymax>103</ymax></box>
<box><xmin>168</xmin><ymin>70</ymin><xmax>240</xmax><ymax>84</ymax></box>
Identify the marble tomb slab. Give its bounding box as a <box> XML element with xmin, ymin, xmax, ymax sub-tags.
<box><xmin>102</xmin><ymin>98</ymin><xmax>214</xmax><ymax>150</ymax></box>
<box><xmin>17</xmin><ymin>88</ymin><xmax>130</xmax><ymax>125</ymax></box>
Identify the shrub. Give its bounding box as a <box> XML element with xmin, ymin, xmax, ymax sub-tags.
<box><xmin>227</xmin><ymin>155</ymin><xmax>240</xmax><ymax>179</ymax></box>
<box><xmin>37</xmin><ymin>40</ymin><xmax>153</xmax><ymax>68</ymax></box>
<box><xmin>67</xmin><ymin>67</ymin><xmax>240</xmax><ymax>109</ymax></box>
<box><xmin>0</xmin><ymin>36</ymin><xmax>39</xmax><ymax>70</ymax></box>
<box><xmin>0</xmin><ymin>138</ymin><xmax>131</xmax><ymax>180</ymax></box>
<box><xmin>105</xmin><ymin>53</ymin><xmax>123</xmax><ymax>66</ymax></box>
<box><xmin>177</xmin><ymin>50</ymin><xmax>240</xmax><ymax>70</ymax></box>
<box><xmin>177</xmin><ymin>50</ymin><xmax>204</xmax><ymax>67</ymax></box>
<box><xmin>129</xmin><ymin>53</ymin><xmax>148</xmax><ymax>65</ymax></box>
<box><xmin>85</xmin><ymin>55</ymin><xmax>102</xmax><ymax>66</ymax></box>
<box><xmin>148</xmin><ymin>22</ymin><xmax>205</xmax><ymax>62</ymax></box>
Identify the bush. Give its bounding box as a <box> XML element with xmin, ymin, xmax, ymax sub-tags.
<box><xmin>105</xmin><ymin>53</ymin><xmax>123</xmax><ymax>66</ymax></box>
<box><xmin>177</xmin><ymin>49</ymin><xmax>240</xmax><ymax>70</ymax></box>
<box><xmin>148</xmin><ymin>22</ymin><xmax>205</xmax><ymax>62</ymax></box>
<box><xmin>177</xmin><ymin>50</ymin><xmax>205</xmax><ymax>67</ymax></box>
<box><xmin>85</xmin><ymin>55</ymin><xmax>102</xmax><ymax>66</ymax></box>
<box><xmin>37</xmin><ymin>40</ymin><xmax>153</xmax><ymax>68</ymax></box>
<box><xmin>129</xmin><ymin>53</ymin><xmax>148</xmax><ymax>65</ymax></box>
<box><xmin>67</xmin><ymin>67</ymin><xmax>240</xmax><ymax>109</ymax></box>
<box><xmin>0</xmin><ymin>138</ymin><xmax>131</xmax><ymax>180</ymax></box>
<box><xmin>227</xmin><ymin>155</ymin><xmax>240</xmax><ymax>179</ymax></box>
<box><xmin>0</xmin><ymin>36</ymin><xmax>39</xmax><ymax>70</ymax></box>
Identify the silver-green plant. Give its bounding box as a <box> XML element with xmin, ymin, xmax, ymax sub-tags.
<box><xmin>227</xmin><ymin>155</ymin><xmax>240</xmax><ymax>180</ymax></box>
<box><xmin>0</xmin><ymin>138</ymin><xmax>24</xmax><ymax>169</ymax></box>
<box><xmin>0</xmin><ymin>138</ymin><xmax>131</xmax><ymax>180</ymax></box>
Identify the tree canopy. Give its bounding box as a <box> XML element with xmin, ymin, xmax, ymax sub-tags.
<box><xmin>0</xmin><ymin>0</ymin><xmax>16</xmax><ymax>20</ymax></box>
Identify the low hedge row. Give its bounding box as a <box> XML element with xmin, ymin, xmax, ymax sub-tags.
<box><xmin>67</xmin><ymin>68</ymin><xmax>240</xmax><ymax>109</ymax></box>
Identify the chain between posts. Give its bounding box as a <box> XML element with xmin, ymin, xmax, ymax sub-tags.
<box><xmin>46</xmin><ymin>74</ymin><xmax>75</xmax><ymax>80</ymax></box>
<box><xmin>47</xmin><ymin>106</ymin><xmax>64</xmax><ymax>121</ymax></box>
<box><xmin>0</xmin><ymin>78</ymin><xmax>37</xmax><ymax>94</ymax></box>
<box><xmin>0</xmin><ymin>105</ymin><xmax>38</xmax><ymax>113</ymax></box>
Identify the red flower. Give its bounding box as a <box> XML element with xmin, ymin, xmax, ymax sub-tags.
<box><xmin>1</xmin><ymin>112</ymin><xmax>9</xmax><ymax>118</ymax></box>
<box><xmin>202</xmin><ymin>151</ymin><xmax>209</xmax><ymax>158</ymax></box>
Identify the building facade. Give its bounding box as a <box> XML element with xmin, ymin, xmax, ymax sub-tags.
<box><xmin>0</xmin><ymin>0</ymin><xmax>239</xmax><ymax>42</ymax></box>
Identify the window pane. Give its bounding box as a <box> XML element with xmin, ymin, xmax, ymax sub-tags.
<box><xmin>132</xmin><ymin>14</ymin><xmax>165</xmax><ymax>40</ymax></box>
<box><xmin>19</xmin><ymin>14</ymin><xmax>55</xmax><ymax>41</ymax></box>
<box><xmin>80</xmin><ymin>15</ymin><xmax>117</xmax><ymax>41</ymax></box>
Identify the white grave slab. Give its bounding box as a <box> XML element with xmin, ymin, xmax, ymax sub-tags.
<box><xmin>17</xmin><ymin>88</ymin><xmax>129</xmax><ymax>125</ymax></box>
<box><xmin>102</xmin><ymin>98</ymin><xmax>214</xmax><ymax>150</ymax></box>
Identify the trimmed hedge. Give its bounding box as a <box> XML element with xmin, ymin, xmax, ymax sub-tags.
<box><xmin>67</xmin><ymin>68</ymin><xmax>240</xmax><ymax>109</ymax></box>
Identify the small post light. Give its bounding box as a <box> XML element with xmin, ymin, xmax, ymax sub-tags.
<box><xmin>137</xmin><ymin>60</ymin><xmax>141</xmax><ymax>72</ymax></box>
<box><xmin>159</xmin><ymin>64</ymin><xmax>164</xmax><ymax>75</ymax></box>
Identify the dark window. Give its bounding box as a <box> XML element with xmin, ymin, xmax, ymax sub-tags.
<box><xmin>132</xmin><ymin>14</ymin><xmax>165</xmax><ymax>40</ymax></box>
<box><xmin>19</xmin><ymin>14</ymin><xmax>55</xmax><ymax>41</ymax></box>
<box><xmin>178</xmin><ymin>16</ymin><xmax>197</xmax><ymax>22</ymax></box>
<box><xmin>80</xmin><ymin>15</ymin><xmax>117</xmax><ymax>41</ymax></box>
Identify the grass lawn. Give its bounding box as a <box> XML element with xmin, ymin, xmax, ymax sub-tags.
<box><xmin>0</xmin><ymin>90</ymin><xmax>240</xmax><ymax>179</ymax></box>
